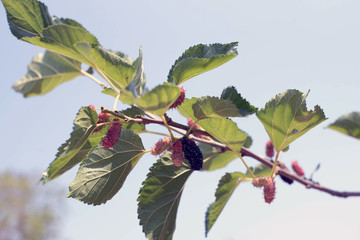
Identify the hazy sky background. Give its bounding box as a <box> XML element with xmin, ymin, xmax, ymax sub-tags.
<box><xmin>1</xmin><ymin>0</ymin><xmax>360</xmax><ymax>239</ymax></box>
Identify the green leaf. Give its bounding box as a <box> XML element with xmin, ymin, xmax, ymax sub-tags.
<box><xmin>192</xmin><ymin>96</ymin><xmax>242</xmax><ymax>120</ymax></box>
<box><xmin>198</xmin><ymin>118</ymin><xmax>248</xmax><ymax>153</ymax></box>
<box><xmin>23</xmin><ymin>24</ymin><xmax>99</xmax><ymax>65</ymax></box>
<box><xmin>256</xmin><ymin>89</ymin><xmax>327</xmax><ymax>152</ymax></box>
<box><xmin>126</xmin><ymin>47</ymin><xmax>146</xmax><ymax>97</ymax></box>
<box><xmin>67</xmin><ymin>129</ymin><xmax>145</xmax><ymax>205</ymax></box>
<box><xmin>2</xmin><ymin>0</ymin><xmax>52</xmax><ymax>39</ymax></box>
<box><xmin>167</xmin><ymin>42</ymin><xmax>238</xmax><ymax>85</ymax></box>
<box><xmin>328</xmin><ymin>112</ymin><xmax>360</xmax><ymax>140</ymax></box>
<box><xmin>177</xmin><ymin>97</ymin><xmax>198</xmax><ymax>120</ymax></box>
<box><xmin>75</xmin><ymin>44</ymin><xmax>135</xmax><ymax>89</ymax></box>
<box><xmin>220</xmin><ymin>86</ymin><xmax>257</xmax><ymax>117</ymax></box>
<box><xmin>41</xmin><ymin>106</ymin><xmax>100</xmax><ymax>183</ymax></box>
<box><xmin>199</xmin><ymin>143</ymin><xmax>238</xmax><ymax>171</ymax></box>
<box><xmin>138</xmin><ymin>153</ymin><xmax>192</xmax><ymax>240</ymax></box>
<box><xmin>135</xmin><ymin>83</ymin><xmax>181</xmax><ymax>116</ymax></box>
<box><xmin>205</xmin><ymin>172</ymin><xmax>245</xmax><ymax>237</ymax></box>
<box><xmin>13</xmin><ymin>51</ymin><xmax>82</xmax><ymax>97</ymax></box>
<box><xmin>246</xmin><ymin>164</ymin><xmax>272</xmax><ymax>178</ymax></box>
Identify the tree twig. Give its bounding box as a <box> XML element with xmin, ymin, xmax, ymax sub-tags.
<box><xmin>101</xmin><ymin>108</ymin><xmax>360</xmax><ymax>198</ymax></box>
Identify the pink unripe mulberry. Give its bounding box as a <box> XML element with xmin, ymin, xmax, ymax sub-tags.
<box><xmin>169</xmin><ymin>87</ymin><xmax>185</xmax><ymax>109</ymax></box>
<box><xmin>94</xmin><ymin>112</ymin><xmax>111</xmax><ymax>132</ymax></box>
<box><xmin>89</xmin><ymin>105</ymin><xmax>96</xmax><ymax>110</ymax></box>
<box><xmin>263</xmin><ymin>178</ymin><xmax>276</xmax><ymax>204</ymax></box>
<box><xmin>102</xmin><ymin>119</ymin><xmax>122</xmax><ymax>148</ymax></box>
<box><xmin>151</xmin><ymin>138</ymin><xmax>172</xmax><ymax>155</ymax></box>
<box><xmin>291</xmin><ymin>160</ymin><xmax>305</xmax><ymax>176</ymax></box>
<box><xmin>171</xmin><ymin>141</ymin><xmax>184</xmax><ymax>167</ymax></box>
<box><xmin>252</xmin><ymin>177</ymin><xmax>267</xmax><ymax>188</ymax></box>
<box><xmin>265</xmin><ymin>140</ymin><xmax>274</xmax><ymax>158</ymax></box>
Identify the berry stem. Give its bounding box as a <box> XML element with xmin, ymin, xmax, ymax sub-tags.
<box><xmin>237</xmin><ymin>153</ymin><xmax>255</xmax><ymax>178</ymax></box>
<box><xmin>113</xmin><ymin>94</ymin><xmax>120</xmax><ymax>111</ymax></box>
<box><xmin>185</xmin><ymin>119</ymin><xmax>199</xmax><ymax>138</ymax></box>
<box><xmin>160</xmin><ymin>115</ymin><xmax>175</xmax><ymax>141</ymax></box>
<box><xmin>270</xmin><ymin>150</ymin><xmax>281</xmax><ymax>178</ymax></box>
<box><xmin>143</xmin><ymin>149</ymin><xmax>152</xmax><ymax>154</ymax></box>
<box><xmin>80</xmin><ymin>69</ymin><xmax>108</xmax><ymax>89</ymax></box>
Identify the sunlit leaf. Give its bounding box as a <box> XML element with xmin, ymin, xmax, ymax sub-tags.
<box><xmin>41</xmin><ymin>106</ymin><xmax>100</xmax><ymax>183</ymax></box>
<box><xmin>328</xmin><ymin>112</ymin><xmax>360</xmax><ymax>140</ymax></box>
<box><xmin>205</xmin><ymin>172</ymin><xmax>245</xmax><ymax>237</ymax></box>
<box><xmin>138</xmin><ymin>153</ymin><xmax>192</xmax><ymax>240</ymax></box>
<box><xmin>220</xmin><ymin>86</ymin><xmax>257</xmax><ymax>117</ymax></box>
<box><xmin>246</xmin><ymin>164</ymin><xmax>272</xmax><ymax>178</ymax></box>
<box><xmin>256</xmin><ymin>89</ymin><xmax>327</xmax><ymax>152</ymax></box>
<box><xmin>126</xmin><ymin>47</ymin><xmax>146</xmax><ymax>97</ymax></box>
<box><xmin>198</xmin><ymin>118</ymin><xmax>248</xmax><ymax>153</ymax></box>
<box><xmin>75</xmin><ymin>43</ymin><xmax>135</xmax><ymax>89</ymax></box>
<box><xmin>67</xmin><ymin>129</ymin><xmax>145</xmax><ymax>205</ymax></box>
<box><xmin>135</xmin><ymin>83</ymin><xmax>181</xmax><ymax>116</ymax></box>
<box><xmin>13</xmin><ymin>51</ymin><xmax>82</xmax><ymax>97</ymax></box>
<box><xmin>167</xmin><ymin>42</ymin><xmax>238</xmax><ymax>85</ymax></box>
<box><xmin>177</xmin><ymin>97</ymin><xmax>198</xmax><ymax>120</ymax></box>
<box><xmin>2</xmin><ymin>0</ymin><xmax>52</xmax><ymax>38</ymax></box>
<box><xmin>192</xmin><ymin>96</ymin><xmax>242</xmax><ymax>120</ymax></box>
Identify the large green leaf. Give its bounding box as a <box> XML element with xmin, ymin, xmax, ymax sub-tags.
<box><xmin>67</xmin><ymin>129</ymin><xmax>145</xmax><ymax>205</ymax></box>
<box><xmin>23</xmin><ymin>24</ymin><xmax>99</xmax><ymax>66</ymax></box>
<box><xmin>256</xmin><ymin>89</ymin><xmax>327</xmax><ymax>152</ymax></box>
<box><xmin>200</xmin><ymin>135</ymin><xmax>252</xmax><ymax>171</ymax></box>
<box><xmin>1</xmin><ymin>0</ymin><xmax>52</xmax><ymax>38</ymax></box>
<box><xmin>41</xmin><ymin>106</ymin><xmax>100</xmax><ymax>183</ymax></box>
<box><xmin>198</xmin><ymin>118</ymin><xmax>248</xmax><ymax>153</ymax></box>
<box><xmin>177</xmin><ymin>97</ymin><xmax>198</xmax><ymax>120</ymax></box>
<box><xmin>328</xmin><ymin>112</ymin><xmax>360</xmax><ymax>140</ymax></box>
<box><xmin>75</xmin><ymin>43</ymin><xmax>135</xmax><ymax>89</ymax></box>
<box><xmin>199</xmin><ymin>143</ymin><xmax>238</xmax><ymax>171</ymax></box>
<box><xmin>138</xmin><ymin>153</ymin><xmax>192</xmax><ymax>240</ymax></box>
<box><xmin>220</xmin><ymin>86</ymin><xmax>257</xmax><ymax>117</ymax></box>
<box><xmin>167</xmin><ymin>42</ymin><xmax>238</xmax><ymax>85</ymax></box>
<box><xmin>205</xmin><ymin>172</ymin><xmax>245</xmax><ymax>237</ymax></box>
<box><xmin>192</xmin><ymin>96</ymin><xmax>242</xmax><ymax>120</ymax></box>
<box><xmin>135</xmin><ymin>83</ymin><xmax>181</xmax><ymax>116</ymax></box>
<box><xmin>13</xmin><ymin>51</ymin><xmax>82</xmax><ymax>97</ymax></box>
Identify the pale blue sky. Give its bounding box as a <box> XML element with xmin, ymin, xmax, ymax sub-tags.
<box><xmin>1</xmin><ymin>0</ymin><xmax>360</xmax><ymax>239</ymax></box>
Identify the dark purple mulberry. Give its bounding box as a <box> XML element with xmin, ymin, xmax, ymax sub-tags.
<box><xmin>102</xmin><ymin>119</ymin><xmax>122</xmax><ymax>148</ymax></box>
<box><xmin>181</xmin><ymin>137</ymin><xmax>203</xmax><ymax>170</ymax></box>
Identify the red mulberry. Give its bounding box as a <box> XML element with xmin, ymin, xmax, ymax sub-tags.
<box><xmin>89</xmin><ymin>105</ymin><xmax>96</xmax><ymax>110</ymax></box>
<box><xmin>169</xmin><ymin>87</ymin><xmax>185</xmax><ymax>109</ymax></box>
<box><xmin>171</xmin><ymin>141</ymin><xmax>184</xmax><ymax>167</ymax></box>
<box><xmin>265</xmin><ymin>140</ymin><xmax>274</xmax><ymax>158</ymax></box>
<box><xmin>263</xmin><ymin>178</ymin><xmax>276</xmax><ymax>204</ymax></box>
<box><xmin>102</xmin><ymin>119</ymin><xmax>122</xmax><ymax>148</ymax></box>
<box><xmin>151</xmin><ymin>138</ymin><xmax>173</xmax><ymax>155</ymax></box>
<box><xmin>94</xmin><ymin>112</ymin><xmax>111</xmax><ymax>132</ymax></box>
<box><xmin>291</xmin><ymin>160</ymin><xmax>305</xmax><ymax>176</ymax></box>
<box><xmin>181</xmin><ymin>137</ymin><xmax>203</xmax><ymax>170</ymax></box>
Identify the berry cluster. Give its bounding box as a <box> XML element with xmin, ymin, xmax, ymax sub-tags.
<box><xmin>89</xmin><ymin>105</ymin><xmax>122</xmax><ymax>149</ymax></box>
<box><xmin>265</xmin><ymin>140</ymin><xmax>274</xmax><ymax>158</ymax></box>
<box><xmin>181</xmin><ymin>137</ymin><xmax>203</xmax><ymax>170</ymax></box>
<box><xmin>102</xmin><ymin>118</ymin><xmax>122</xmax><ymax>148</ymax></box>
<box><xmin>151</xmin><ymin>138</ymin><xmax>173</xmax><ymax>156</ymax></box>
<box><xmin>252</xmin><ymin>177</ymin><xmax>276</xmax><ymax>204</ymax></box>
<box><xmin>169</xmin><ymin>87</ymin><xmax>185</xmax><ymax>109</ymax></box>
<box><xmin>291</xmin><ymin>160</ymin><xmax>305</xmax><ymax>176</ymax></box>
